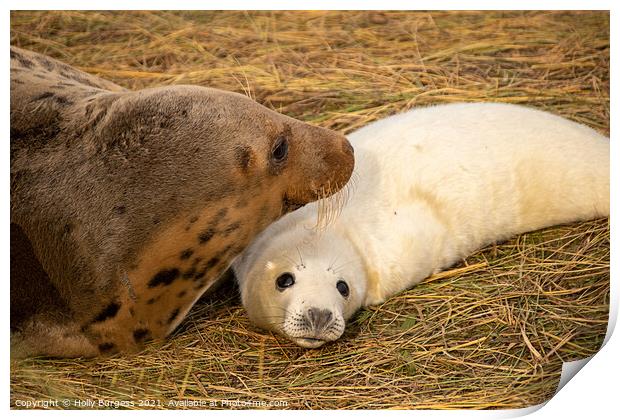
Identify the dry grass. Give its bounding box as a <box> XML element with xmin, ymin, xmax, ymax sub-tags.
<box><xmin>10</xmin><ymin>11</ymin><xmax>609</xmax><ymax>410</ymax></box>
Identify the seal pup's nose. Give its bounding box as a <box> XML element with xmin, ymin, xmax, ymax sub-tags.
<box><xmin>305</xmin><ymin>307</ymin><xmax>334</xmax><ymax>332</ymax></box>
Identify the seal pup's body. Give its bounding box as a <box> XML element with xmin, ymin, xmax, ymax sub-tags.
<box><xmin>233</xmin><ymin>103</ymin><xmax>610</xmax><ymax>348</ymax></box>
<box><xmin>10</xmin><ymin>47</ymin><xmax>354</xmax><ymax>357</ymax></box>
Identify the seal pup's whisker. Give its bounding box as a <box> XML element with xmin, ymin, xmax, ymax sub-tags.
<box><xmin>327</xmin><ymin>253</ymin><xmax>341</xmax><ymax>272</ymax></box>
<box><xmin>295</xmin><ymin>246</ymin><xmax>305</xmax><ymax>268</ymax></box>
<box><xmin>253</xmin><ymin>314</ymin><xmax>286</xmax><ymax>323</ymax></box>
<box><xmin>330</xmin><ymin>256</ymin><xmax>363</xmax><ymax>274</ymax></box>
<box><xmin>281</xmin><ymin>253</ymin><xmax>299</xmax><ymax>268</ymax></box>
<box><xmin>253</xmin><ymin>306</ymin><xmax>301</xmax><ymax>330</ymax></box>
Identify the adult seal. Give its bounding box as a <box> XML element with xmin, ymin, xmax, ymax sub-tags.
<box><xmin>233</xmin><ymin>103</ymin><xmax>610</xmax><ymax>348</ymax></box>
<box><xmin>10</xmin><ymin>46</ymin><xmax>354</xmax><ymax>357</ymax></box>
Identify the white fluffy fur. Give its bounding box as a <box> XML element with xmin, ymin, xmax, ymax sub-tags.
<box><xmin>233</xmin><ymin>103</ymin><xmax>609</xmax><ymax>348</ymax></box>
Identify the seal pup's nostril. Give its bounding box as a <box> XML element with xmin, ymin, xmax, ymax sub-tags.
<box><xmin>306</xmin><ymin>307</ymin><xmax>333</xmax><ymax>332</ymax></box>
<box><xmin>306</xmin><ymin>307</ymin><xmax>316</xmax><ymax>324</ymax></box>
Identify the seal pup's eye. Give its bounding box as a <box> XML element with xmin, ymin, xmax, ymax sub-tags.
<box><xmin>271</xmin><ymin>135</ymin><xmax>289</xmax><ymax>163</ymax></box>
<box><xmin>276</xmin><ymin>272</ymin><xmax>295</xmax><ymax>290</ymax></box>
<box><xmin>336</xmin><ymin>280</ymin><xmax>349</xmax><ymax>298</ymax></box>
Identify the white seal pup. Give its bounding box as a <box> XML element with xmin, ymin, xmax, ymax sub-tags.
<box><xmin>233</xmin><ymin>103</ymin><xmax>610</xmax><ymax>348</ymax></box>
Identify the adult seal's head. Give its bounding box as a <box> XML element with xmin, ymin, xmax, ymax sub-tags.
<box><xmin>10</xmin><ymin>46</ymin><xmax>354</xmax><ymax>357</ymax></box>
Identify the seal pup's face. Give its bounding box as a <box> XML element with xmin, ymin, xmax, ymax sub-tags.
<box><xmin>237</xmin><ymin>229</ymin><xmax>366</xmax><ymax>348</ymax></box>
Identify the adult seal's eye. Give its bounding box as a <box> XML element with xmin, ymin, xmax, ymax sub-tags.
<box><xmin>276</xmin><ymin>272</ymin><xmax>295</xmax><ymax>290</ymax></box>
<box><xmin>336</xmin><ymin>280</ymin><xmax>349</xmax><ymax>298</ymax></box>
<box><xmin>271</xmin><ymin>135</ymin><xmax>289</xmax><ymax>163</ymax></box>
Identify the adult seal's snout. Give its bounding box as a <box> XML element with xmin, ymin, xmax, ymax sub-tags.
<box><xmin>281</xmin><ymin>124</ymin><xmax>354</xmax><ymax>207</ymax></box>
<box><xmin>322</xmin><ymin>132</ymin><xmax>355</xmax><ymax>188</ymax></box>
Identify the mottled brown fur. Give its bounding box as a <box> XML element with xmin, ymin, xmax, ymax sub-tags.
<box><xmin>10</xmin><ymin>47</ymin><xmax>354</xmax><ymax>358</ymax></box>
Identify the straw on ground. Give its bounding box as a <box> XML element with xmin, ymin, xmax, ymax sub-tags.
<box><xmin>10</xmin><ymin>10</ymin><xmax>609</xmax><ymax>410</ymax></box>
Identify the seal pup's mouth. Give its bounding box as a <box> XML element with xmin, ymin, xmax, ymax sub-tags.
<box><xmin>292</xmin><ymin>337</ymin><xmax>327</xmax><ymax>349</ymax></box>
<box><xmin>281</xmin><ymin>307</ymin><xmax>346</xmax><ymax>349</ymax></box>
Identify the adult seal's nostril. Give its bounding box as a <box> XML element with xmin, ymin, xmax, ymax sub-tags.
<box><xmin>310</xmin><ymin>128</ymin><xmax>354</xmax><ymax>188</ymax></box>
<box><xmin>326</xmin><ymin>136</ymin><xmax>354</xmax><ymax>174</ymax></box>
<box><xmin>306</xmin><ymin>308</ymin><xmax>334</xmax><ymax>332</ymax></box>
<box><xmin>342</xmin><ymin>137</ymin><xmax>354</xmax><ymax>156</ymax></box>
